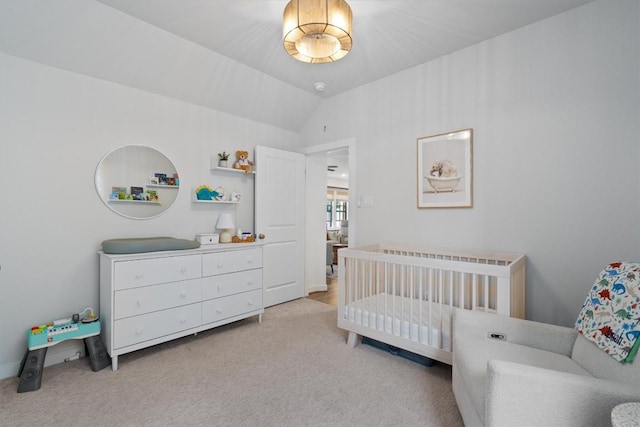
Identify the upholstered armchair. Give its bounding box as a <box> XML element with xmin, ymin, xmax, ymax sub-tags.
<box><xmin>452</xmin><ymin>263</ymin><xmax>640</xmax><ymax>427</ymax></box>
<box><xmin>327</xmin><ymin>240</ymin><xmax>337</xmax><ymax>273</ymax></box>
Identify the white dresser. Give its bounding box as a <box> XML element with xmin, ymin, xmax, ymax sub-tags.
<box><xmin>99</xmin><ymin>243</ymin><xmax>263</xmax><ymax>370</ymax></box>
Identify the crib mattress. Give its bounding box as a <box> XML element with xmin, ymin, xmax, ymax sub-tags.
<box><xmin>344</xmin><ymin>293</ymin><xmax>452</xmax><ymax>350</ymax></box>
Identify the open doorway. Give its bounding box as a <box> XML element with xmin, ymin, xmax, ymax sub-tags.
<box><xmin>318</xmin><ymin>149</ymin><xmax>349</xmax><ymax>305</ymax></box>
<box><xmin>326</xmin><ymin>148</ymin><xmax>349</xmax><ymax>240</ymax></box>
<box><xmin>301</xmin><ymin>138</ymin><xmax>356</xmax><ymax>304</ymax></box>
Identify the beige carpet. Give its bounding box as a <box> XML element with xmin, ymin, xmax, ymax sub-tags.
<box><xmin>1</xmin><ymin>298</ymin><xmax>463</xmax><ymax>426</ymax></box>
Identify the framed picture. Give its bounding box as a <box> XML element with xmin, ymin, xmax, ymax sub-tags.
<box><xmin>417</xmin><ymin>128</ymin><xmax>473</xmax><ymax>208</ymax></box>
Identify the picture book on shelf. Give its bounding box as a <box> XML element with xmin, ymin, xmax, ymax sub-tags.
<box><xmin>154</xmin><ymin>173</ymin><xmax>167</xmax><ymax>184</ymax></box>
<box><xmin>131</xmin><ymin>186</ymin><xmax>144</xmax><ymax>200</ymax></box>
<box><xmin>111</xmin><ymin>186</ymin><xmax>126</xmax><ymax>199</ymax></box>
<box><xmin>146</xmin><ymin>190</ymin><xmax>158</xmax><ymax>201</ymax></box>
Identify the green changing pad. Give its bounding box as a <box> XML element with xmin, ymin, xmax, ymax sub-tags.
<box><xmin>102</xmin><ymin>237</ymin><xmax>200</xmax><ymax>254</ymax></box>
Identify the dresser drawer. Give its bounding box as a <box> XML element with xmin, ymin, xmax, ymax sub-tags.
<box><xmin>202</xmin><ymin>269</ymin><xmax>262</xmax><ymax>301</ymax></box>
<box><xmin>202</xmin><ymin>288</ymin><xmax>262</xmax><ymax>325</ymax></box>
<box><xmin>114</xmin><ymin>278</ymin><xmax>202</xmax><ymax>320</ymax></box>
<box><xmin>113</xmin><ymin>303</ymin><xmax>201</xmax><ymax>349</ymax></box>
<box><xmin>202</xmin><ymin>248</ymin><xmax>262</xmax><ymax>277</ymax></box>
<box><xmin>114</xmin><ymin>254</ymin><xmax>201</xmax><ymax>290</ymax></box>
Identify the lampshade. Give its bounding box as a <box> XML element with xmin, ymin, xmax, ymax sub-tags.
<box><xmin>283</xmin><ymin>0</ymin><xmax>353</xmax><ymax>63</ymax></box>
<box><xmin>216</xmin><ymin>213</ymin><xmax>235</xmax><ymax>230</ymax></box>
<box><xmin>216</xmin><ymin>213</ymin><xmax>235</xmax><ymax>243</ymax></box>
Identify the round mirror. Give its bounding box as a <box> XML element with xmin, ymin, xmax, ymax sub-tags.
<box><xmin>95</xmin><ymin>145</ymin><xmax>180</xmax><ymax>219</ymax></box>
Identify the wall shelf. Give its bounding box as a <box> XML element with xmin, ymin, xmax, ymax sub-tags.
<box><xmin>190</xmin><ymin>188</ymin><xmax>239</xmax><ymax>204</ymax></box>
<box><xmin>147</xmin><ymin>184</ymin><xmax>180</xmax><ymax>189</ymax></box>
<box><xmin>211</xmin><ymin>166</ymin><xmax>255</xmax><ymax>175</ymax></box>
<box><xmin>108</xmin><ymin>199</ymin><xmax>161</xmax><ymax>205</ymax></box>
<box><xmin>210</xmin><ymin>157</ymin><xmax>255</xmax><ymax>175</ymax></box>
<box><xmin>191</xmin><ymin>199</ymin><xmax>239</xmax><ymax>205</ymax></box>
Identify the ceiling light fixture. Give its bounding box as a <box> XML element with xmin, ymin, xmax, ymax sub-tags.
<box><xmin>283</xmin><ymin>0</ymin><xmax>353</xmax><ymax>64</ymax></box>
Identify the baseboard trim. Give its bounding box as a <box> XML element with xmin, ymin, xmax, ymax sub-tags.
<box><xmin>308</xmin><ymin>283</ymin><xmax>328</xmax><ymax>293</ymax></box>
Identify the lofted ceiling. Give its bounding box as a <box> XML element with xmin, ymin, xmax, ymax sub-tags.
<box><xmin>0</xmin><ymin>0</ymin><xmax>593</xmax><ymax>131</ymax></box>
<box><xmin>97</xmin><ymin>0</ymin><xmax>593</xmax><ymax>97</ymax></box>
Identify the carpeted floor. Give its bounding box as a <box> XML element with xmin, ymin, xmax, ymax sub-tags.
<box><xmin>1</xmin><ymin>298</ymin><xmax>463</xmax><ymax>426</ymax></box>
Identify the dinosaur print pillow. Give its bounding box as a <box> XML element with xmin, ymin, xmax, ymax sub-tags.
<box><xmin>575</xmin><ymin>262</ymin><xmax>640</xmax><ymax>363</ymax></box>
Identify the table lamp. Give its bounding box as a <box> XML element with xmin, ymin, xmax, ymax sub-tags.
<box><xmin>216</xmin><ymin>212</ymin><xmax>235</xmax><ymax>243</ymax></box>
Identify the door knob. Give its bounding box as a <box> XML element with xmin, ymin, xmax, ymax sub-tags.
<box><xmin>258</xmin><ymin>234</ymin><xmax>265</xmax><ymax>240</ymax></box>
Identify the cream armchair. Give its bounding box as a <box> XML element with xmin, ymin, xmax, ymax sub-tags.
<box><xmin>327</xmin><ymin>240</ymin><xmax>337</xmax><ymax>273</ymax></box>
<box><xmin>452</xmin><ymin>308</ymin><xmax>640</xmax><ymax>427</ymax></box>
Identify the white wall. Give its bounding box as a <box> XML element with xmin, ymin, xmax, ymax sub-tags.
<box><xmin>300</xmin><ymin>1</ymin><xmax>640</xmax><ymax>327</ymax></box>
<box><xmin>0</xmin><ymin>53</ymin><xmax>299</xmax><ymax>378</ymax></box>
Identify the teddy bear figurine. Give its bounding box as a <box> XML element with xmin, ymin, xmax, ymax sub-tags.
<box><xmin>233</xmin><ymin>150</ymin><xmax>254</xmax><ymax>174</ymax></box>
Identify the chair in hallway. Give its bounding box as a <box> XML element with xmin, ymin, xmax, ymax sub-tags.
<box><xmin>326</xmin><ymin>241</ymin><xmax>336</xmax><ymax>273</ymax></box>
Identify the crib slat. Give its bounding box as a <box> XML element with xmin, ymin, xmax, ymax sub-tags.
<box><xmin>483</xmin><ymin>275</ymin><xmax>489</xmax><ymax>313</ymax></box>
<box><xmin>472</xmin><ymin>273</ymin><xmax>478</xmax><ymax>311</ymax></box>
<box><xmin>428</xmin><ymin>267</ymin><xmax>433</xmax><ymax>346</ymax></box>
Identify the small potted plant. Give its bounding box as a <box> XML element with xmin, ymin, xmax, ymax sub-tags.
<box><xmin>218</xmin><ymin>151</ymin><xmax>230</xmax><ymax>167</ymax></box>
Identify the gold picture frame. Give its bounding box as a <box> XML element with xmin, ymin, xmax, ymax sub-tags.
<box><xmin>417</xmin><ymin>129</ymin><xmax>473</xmax><ymax>208</ymax></box>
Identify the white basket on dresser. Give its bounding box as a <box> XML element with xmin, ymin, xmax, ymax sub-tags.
<box><xmin>99</xmin><ymin>243</ymin><xmax>264</xmax><ymax>370</ymax></box>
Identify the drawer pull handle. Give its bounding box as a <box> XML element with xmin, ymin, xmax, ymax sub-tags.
<box><xmin>135</xmin><ymin>272</ymin><xmax>143</xmax><ymax>279</ymax></box>
<box><xmin>217</xmin><ymin>262</ymin><xmax>223</xmax><ymax>269</ymax></box>
<box><xmin>247</xmin><ymin>280</ymin><xmax>253</xmax><ymax>286</ymax></box>
<box><xmin>217</xmin><ymin>285</ymin><xmax>221</xmax><ymax>292</ymax></box>
<box><xmin>180</xmin><ymin>317</ymin><xmax>186</xmax><ymax>323</ymax></box>
<box><xmin>248</xmin><ymin>300</ymin><xmax>253</xmax><ymax>306</ymax></box>
<box><xmin>180</xmin><ymin>291</ymin><xmax>187</xmax><ymax>298</ymax></box>
<box><xmin>135</xmin><ymin>328</ymin><xmax>143</xmax><ymax>335</ymax></box>
<box><xmin>137</xmin><ymin>299</ymin><xmax>142</xmax><ymax>306</ymax></box>
<box><xmin>247</xmin><ymin>257</ymin><xmax>253</xmax><ymax>264</ymax></box>
<box><xmin>216</xmin><ymin>308</ymin><xmax>223</xmax><ymax>314</ymax></box>
<box><xmin>180</xmin><ymin>267</ymin><xmax>187</xmax><ymax>274</ymax></box>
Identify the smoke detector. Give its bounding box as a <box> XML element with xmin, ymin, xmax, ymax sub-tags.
<box><xmin>313</xmin><ymin>82</ymin><xmax>326</xmax><ymax>92</ymax></box>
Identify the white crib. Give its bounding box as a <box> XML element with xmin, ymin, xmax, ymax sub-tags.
<box><xmin>337</xmin><ymin>243</ymin><xmax>526</xmax><ymax>365</ymax></box>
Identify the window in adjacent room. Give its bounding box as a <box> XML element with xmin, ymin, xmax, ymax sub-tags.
<box><xmin>326</xmin><ymin>187</ymin><xmax>348</xmax><ymax>229</ymax></box>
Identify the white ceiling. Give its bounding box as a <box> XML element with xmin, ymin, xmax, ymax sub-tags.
<box><xmin>96</xmin><ymin>0</ymin><xmax>592</xmax><ymax>98</ymax></box>
<box><xmin>0</xmin><ymin>0</ymin><xmax>593</xmax><ymax>131</ymax></box>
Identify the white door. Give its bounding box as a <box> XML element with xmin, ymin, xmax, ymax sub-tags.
<box><xmin>255</xmin><ymin>146</ymin><xmax>306</xmax><ymax>307</ymax></box>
